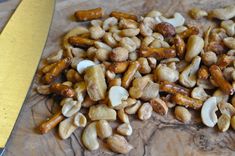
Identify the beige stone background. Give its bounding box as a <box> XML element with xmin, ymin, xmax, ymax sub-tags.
<box><xmin>1</xmin><ymin>0</ymin><xmax>235</xmax><ymax>155</ymax></box>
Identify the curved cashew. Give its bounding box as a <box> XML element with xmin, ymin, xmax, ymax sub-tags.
<box><xmin>82</xmin><ymin>122</ymin><xmax>99</xmax><ymax>150</ymax></box>
<box><xmin>191</xmin><ymin>86</ymin><xmax>209</xmax><ymax>101</ymax></box>
<box><xmin>62</xmin><ymin>98</ymin><xmax>81</xmax><ymax>117</ymax></box>
<box><xmin>59</xmin><ymin>116</ymin><xmax>77</xmax><ymax>140</ymax></box>
<box><xmin>201</xmin><ymin>97</ymin><xmax>218</xmax><ymax>127</ymax></box>
<box><xmin>146</xmin><ymin>10</ymin><xmax>162</xmax><ymax>18</ymax></box>
<box><xmin>160</xmin><ymin>12</ymin><xmax>185</xmax><ymax>27</ymax></box>
<box><xmin>108</xmin><ymin>86</ymin><xmax>129</xmax><ymax>107</ymax></box>
<box><xmin>179</xmin><ymin>56</ymin><xmax>201</xmax><ymax>88</ymax></box>
<box><xmin>209</xmin><ymin>5</ymin><xmax>235</xmax><ymax>20</ymax></box>
<box><xmin>221</xmin><ymin>20</ymin><xmax>235</xmax><ymax>36</ymax></box>
<box><xmin>76</xmin><ymin>60</ymin><xmax>96</xmax><ymax>74</ymax></box>
<box><xmin>46</xmin><ymin>49</ymin><xmax>63</xmax><ymax>64</ymax></box>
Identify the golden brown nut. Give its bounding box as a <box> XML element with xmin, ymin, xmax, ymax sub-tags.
<box><xmin>150</xmin><ymin>98</ymin><xmax>168</xmax><ymax>115</ymax></box>
<box><xmin>108</xmin><ymin>61</ymin><xmax>129</xmax><ymax>74</ymax></box>
<box><xmin>122</xmin><ymin>61</ymin><xmax>140</xmax><ymax>88</ymax></box>
<box><xmin>50</xmin><ymin>83</ymin><xmax>75</xmax><ymax>98</ymax></box>
<box><xmin>110</xmin><ymin>11</ymin><xmax>137</xmax><ymax>21</ymax></box>
<box><xmin>74</xmin><ymin>8</ymin><xmax>104</xmax><ymax>21</ymax></box>
<box><xmin>155</xmin><ymin>22</ymin><xmax>176</xmax><ymax>38</ymax></box>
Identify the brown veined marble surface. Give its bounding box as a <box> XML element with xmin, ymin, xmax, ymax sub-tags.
<box><xmin>1</xmin><ymin>0</ymin><xmax>235</xmax><ymax>155</ymax></box>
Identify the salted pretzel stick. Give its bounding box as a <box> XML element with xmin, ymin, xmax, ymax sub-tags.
<box><xmin>209</xmin><ymin>65</ymin><xmax>234</xmax><ymax>95</ymax></box>
<box><xmin>50</xmin><ymin>83</ymin><xmax>75</xmax><ymax>98</ymax></box>
<box><xmin>110</xmin><ymin>11</ymin><xmax>137</xmax><ymax>21</ymax></box>
<box><xmin>68</xmin><ymin>36</ymin><xmax>95</xmax><ymax>48</ymax></box>
<box><xmin>74</xmin><ymin>8</ymin><xmax>104</xmax><ymax>21</ymax></box>
<box><xmin>122</xmin><ymin>61</ymin><xmax>140</xmax><ymax>88</ymax></box>
<box><xmin>178</xmin><ymin>26</ymin><xmax>199</xmax><ymax>39</ymax></box>
<box><xmin>38</xmin><ymin>112</ymin><xmax>65</xmax><ymax>134</ymax></box>
<box><xmin>108</xmin><ymin>61</ymin><xmax>129</xmax><ymax>74</ymax></box>
<box><xmin>160</xmin><ymin>81</ymin><xmax>190</xmax><ymax>96</ymax></box>
<box><xmin>139</xmin><ymin>47</ymin><xmax>176</xmax><ymax>59</ymax></box>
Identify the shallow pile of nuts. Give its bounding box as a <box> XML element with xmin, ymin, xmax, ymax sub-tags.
<box><xmin>37</xmin><ymin>5</ymin><xmax>235</xmax><ymax>154</ymax></box>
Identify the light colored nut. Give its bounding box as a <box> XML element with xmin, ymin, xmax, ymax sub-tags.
<box><xmin>146</xmin><ymin>10</ymin><xmax>162</xmax><ymax>17</ymax></box>
<box><xmin>223</xmin><ymin>37</ymin><xmax>235</xmax><ymax>49</ymax></box>
<box><xmin>142</xmin><ymin>36</ymin><xmax>154</xmax><ymax>47</ymax></box>
<box><xmin>152</xmin><ymin>32</ymin><xmax>164</xmax><ymax>40</ymax></box>
<box><xmin>87</xmin><ymin>47</ymin><xmax>97</xmax><ymax>59</ymax></box>
<box><xmin>138</xmin><ymin>102</ymin><xmax>153</xmax><ymax>120</ymax></box>
<box><xmin>174</xmin><ymin>106</ymin><xmax>191</xmax><ymax>123</ymax></box>
<box><xmin>94</xmin><ymin>41</ymin><xmax>112</xmax><ymax>52</ymax></box>
<box><xmin>209</xmin><ymin>5</ymin><xmax>235</xmax><ymax>20</ymax></box>
<box><xmin>110</xmin><ymin>47</ymin><xmax>129</xmax><ymax>62</ymax></box>
<box><xmin>175</xmin><ymin>26</ymin><xmax>188</xmax><ymax>34</ymax></box>
<box><xmin>114</xmin><ymin>98</ymin><xmax>137</xmax><ymax>110</ymax></box>
<box><xmin>91</xmin><ymin>19</ymin><xmax>103</xmax><ymax>27</ymax></box>
<box><xmin>120</xmin><ymin>28</ymin><xmax>140</xmax><ymax>37</ymax></box>
<box><xmin>141</xmin><ymin>82</ymin><xmax>159</xmax><ymax>101</ymax></box>
<box><xmin>129</xmin><ymin>76</ymin><xmax>151</xmax><ymax>99</ymax></box>
<box><xmin>213</xmin><ymin>89</ymin><xmax>229</xmax><ymax>103</ymax></box>
<box><xmin>95</xmin><ymin>48</ymin><xmax>110</xmax><ymax>61</ymax></box>
<box><xmin>197</xmin><ymin>79</ymin><xmax>215</xmax><ymax>89</ymax></box>
<box><xmin>89</xmin><ymin>26</ymin><xmax>105</xmax><ymax>39</ymax></box>
<box><xmin>150</xmin><ymin>39</ymin><xmax>170</xmax><ymax>48</ymax></box>
<box><xmin>201</xmin><ymin>97</ymin><xmax>218</xmax><ymax>127</ymax></box>
<box><xmin>125</xmin><ymin>100</ymin><xmax>141</xmax><ymax>115</ymax></box>
<box><xmin>218</xmin><ymin>102</ymin><xmax>235</xmax><ymax>116</ymax></box>
<box><xmin>147</xmin><ymin>57</ymin><xmax>157</xmax><ymax>69</ymax></box>
<box><xmin>82</xmin><ymin>96</ymin><xmax>96</xmax><ymax>108</ymax></box>
<box><xmin>109</xmin><ymin>78</ymin><xmax>122</xmax><ymax>88</ymax></box>
<box><xmin>176</xmin><ymin>60</ymin><xmax>188</xmax><ymax>72</ymax></box>
<box><xmin>74</xmin><ymin>112</ymin><xmax>87</xmax><ymax>127</ymax></box>
<box><xmin>179</xmin><ymin>56</ymin><xmax>201</xmax><ymax>88</ymax></box>
<box><xmin>189</xmin><ymin>8</ymin><xmax>208</xmax><ymax>19</ymax></box>
<box><xmin>117</xmin><ymin>123</ymin><xmax>132</xmax><ymax>136</ymax></box>
<box><xmin>223</xmin><ymin>67</ymin><xmax>234</xmax><ymax>81</ymax></box>
<box><xmin>117</xmin><ymin>109</ymin><xmax>129</xmax><ymax>123</ymax></box>
<box><xmin>112</xmin><ymin>32</ymin><xmax>122</xmax><ymax>42</ymax></box>
<box><xmin>46</xmin><ymin>49</ymin><xmax>63</xmax><ymax>63</ymax></box>
<box><xmin>201</xmin><ymin>51</ymin><xmax>218</xmax><ymax>66</ymax></box>
<box><xmin>59</xmin><ymin>116</ymin><xmax>77</xmax><ymax>140</ymax></box>
<box><xmin>76</xmin><ymin>59</ymin><xmax>96</xmax><ymax>74</ymax></box>
<box><xmin>88</xmin><ymin>104</ymin><xmax>116</xmax><ymax>121</ymax></box>
<box><xmin>160</xmin><ymin>12</ymin><xmax>185</xmax><ymax>27</ymax></box>
<box><xmin>221</xmin><ymin>20</ymin><xmax>235</xmax><ymax>36</ymax></box>
<box><xmin>143</xmin><ymin>17</ymin><xmax>156</xmax><ymax>29</ymax></box>
<box><xmin>155</xmin><ymin>64</ymin><xmax>179</xmax><ymax>82</ymax></box>
<box><xmin>108</xmin><ymin>86</ymin><xmax>129</xmax><ymax>107</ymax></box>
<box><xmin>36</xmin><ymin>85</ymin><xmax>51</xmax><ymax>95</ymax></box>
<box><xmin>131</xmin><ymin>36</ymin><xmax>141</xmax><ymax>49</ymax></box>
<box><xmin>82</xmin><ymin>122</ymin><xmax>99</xmax><ymax>150</ymax></box>
<box><xmin>103</xmin><ymin>17</ymin><xmax>118</xmax><ymax>30</ymax></box>
<box><xmin>106</xmin><ymin>70</ymin><xmax>115</xmax><ymax>81</ymax></box>
<box><xmin>150</xmin><ymin>98</ymin><xmax>168</xmax><ymax>115</ymax></box>
<box><xmin>109</xmin><ymin>25</ymin><xmax>120</xmax><ymax>33</ymax></box>
<box><xmin>96</xmin><ymin>120</ymin><xmax>112</xmax><ymax>139</ymax></box>
<box><xmin>138</xmin><ymin>57</ymin><xmax>151</xmax><ymax>74</ymax></box>
<box><xmin>62</xmin><ymin>81</ymin><xmax>73</xmax><ymax>87</ymax></box>
<box><xmin>107</xmin><ymin>134</ymin><xmax>133</xmax><ymax>154</ymax></box>
<box><xmin>191</xmin><ymin>87</ymin><xmax>209</xmax><ymax>101</ymax></box>
<box><xmin>103</xmin><ymin>32</ymin><xmax>117</xmax><ymax>47</ymax></box>
<box><xmin>140</xmin><ymin>23</ymin><xmax>153</xmax><ymax>36</ymax></box>
<box><xmin>185</xmin><ymin>35</ymin><xmax>204</xmax><ymax>62</ymax></box>
<box><xmin>119</xmin><ymin>18</ymin><xmax>138</xmax><ymax>29</ymax></box>
<box><xmin>230</xmin><ymin>115</ymin><xmax>235</xmax><ymax>130</ymax></box>
<box><xmin>62</xmin><ymin>98</ymin><xmax>81</xmax><ymax>117</ymax></box>
<box><xmin>120</xmin><ymin>37</ymin><xmax>137</xmax><ymax>52</ymax></box>
<box><xmin>129</xmin><ymin>52</ymin><xmax>138</xmax><ymax>61</ymax></box>
<box><xmin>217</xmin><ymin>114</ymin><xmax>230</xmax><ymax>132</ymax></box>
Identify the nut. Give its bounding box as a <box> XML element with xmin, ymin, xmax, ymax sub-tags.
<box><xmin>59</xmin><ymin>116</ymin><xmax>77</xmax><ymax>140</ymax></box>
<box><xmin>129</xmin><ymin>76</ymin><xmax>151</xmax><ymax>99</ymax></box>
<box><xmin>36</xmin><ymin>85</ymin><xmax>51</xmax><ymax>95</ymax></box>
<box><xmin>191</xmin><ymin>87</ymin><xmax>209</xmax><ymax>101</ymax></box>
<box><xmin>230</xmin><ymin>115</ymin><xmax>235</xmax><ymax>130</ymax></box>
<box><xmin>46</xmin><ymin>49</ymin><xmax>63</xmax><ymax>64</ymax></box>
<box><xmin>138</xmin><ymin>102</ymin><xmax>153</xmax><ymax>120</ymax></box>
<box><xmin>62</xmin><ymin>98</ymin><xmax>81</xmax><ymax>117</ymax></box>
<box><xmin>96</xmin><ymin>120</ymin><xmax>112</xmax><ymax>139</ymax></box>
<box><xmin>82</xmin><ymin>96</ymin><xmax>96</xmax><ymax>108</ymax></box>
<box><xmin>102</xmin><ymin>17</ymin><xmax>118</xmax><ymax>30</ymax></box>
<box><xmin>95</xmin><ymin>48</ymin><xmax>110</xmax><ymax>61</ymax></box>
<box><xmin>120</xmin><ymin>37</ymin><xmax>137</xmax><ymax>52</ymax></box>
<box><xmin>155</xmin><ymin>22</ymin><xmax>176</xmax><ymax>37</ymax></box>
<box><xmin>94</xmin><ymin>41</ymin><xmax>112</xmax><ymax>51</ymax></box>
<box><xmin>82</xmin><ymin>122</ymin><xmax>99</xmax><ymax>150</ymax></box>
<box><xmin>114</xmin><ymin>98</ymin><xmax>137</xmax><ymax>110</ymax></box>
<box><xmin>66</xmin><ymin>69</ymin><xmax>82</xmax><ymax>83</ymax></box>
<box><xmin>62</xmin><ymin>81</ymin><xmax>72</xmax><ymax>87</ymax></box>
<box><xmin>189</xmin><ymin>8</ymin><xmax>208</xmax><ymax>19</ymax></box>
<box><xmin>208</xmin><ymin>5</ymin><xmax>235</xmax><ymax>20</ymax></box>
<box><xmin>150</xmin><ymin>39</ymin><xmax>170</xmax><ymax>48</ymax></box>
<box><xmin>118</xmin><ymin>109</ymin><xmax>130</xmax><ymax>123</ymax></box>
<box><xmin>146</xmin><ymin>10</ymin><xmax>162</xmax><ymax>18</ymax></box>
<box><xmin>142</xmin><ymin>36</ymin><xmax>155</xmax><ymax>47</ymax></box>
<box><xmin>198</xmin><ymin>66</ymin><xmax>209</xmax><ymax>80</ymax></box>
<box><xmin>103</xmin><ymin>32</ymin><xmax>117</xmax><ymax>47</ymax></box>
<box><xmin>110</xmin><ymin>47</ymin><xmax>129</xmax><ymax>62</ymax></box>
<box><xmin>122</xmin><ymin>61</ymin><xmax>140</xmax><ymax>88</ymax></box>
<box><xmin>106</xmin><ymin>70</ymin><xmax>116</xmax><ymax>81</ymax></box>
<box><xmin>223</xmin><ymin>67</ymin><xmax>234</xmax><ymax>81</ymax></box>
<box><xmin>154</xmin><ymin>64</ymin><xmax>179</xmax><ymax>82</ymax></box>
<box><xmin>108</xmin><ymin>61</ymin><xmax>129</xmax><ymax>74</ymax></box>
<box><xmin>201</xmin><ymin>97</ymin><xmax>218</xmax><ymax>127</ymax></box>
<box><xmin>119</xmin><ymin>18</ymin><xmax>138</xmax><ymax>29</ymax></box>
<box><xmin>109</xmin><ymin>78</ymin><xmax>122</xmax><ymax>88</ymax></box>
<box><xmin>91</xmin><ymin>19</ymin><xmax>102</xmax><ymax>27</ymax></box>
<box><xmin>141</xmin><ymin>82</ymin><xmax>159</xmax><ymax>101</ymax></box>
<box><xmin>117</xmin><ymin>123</ymin><xmax>132</xmax><ymax>136</ymax></box>
<box><xmin>120</xmin><ymin>28</ymin><xmax>140</xmax><ymax>37</ymax></box>
<box><xmin>76</xmin><ymin>60</ymin><xmax>96</xmax><ymax>74</ymax></box>
<box><xmin>107</xmin><ymin>134</ymin><xmax>133</xmax><ymax>154</ymax></box>
<box><xmin>108</xmin><ymin>86</ymin><xmax>129</xmax><ymax>107</ymax></box>
<box><xmin>218</xmin><ymin>102</ymin><xmax>235</xmax><ymax>116</ymax></box>
<box><xmin>131</xmin><ymin>36</ymin><xmax>141</xmax><ymax>49</ymax></box>
<box><xmin>179</xmin><ymin>56</ymin><xmax>201</xmax><ymax>88</ymax></box>
<box><xmin>89</xmin><ymin>26</ymin><xmax>105</xmax><ymax>39</ymax></box>
<box><xmin>110</xmin><ymin>11</ymin><xmax>137</xmax><ymax>21</ymax></box>
<box><xmin>201</xmin><ymin>51</ymin><xmax>218</xmax><ymax>66</ymax></box>
<box><xmin>223</xmin><ymin>37</ymin><xmax>235</xmax><ymax>49</ymax></box>
<box><xmin>140</xmin><ymin>23</ymin><xmax>153</xmax><ymax>37</ymax></box>
<box><xmin>185</xmin><ymin>35</ymin><xmax>204</xmax><ymax>62</ymax></box>
<box><xmin>174</xmin><ymin>106</ymin><xmax>191</xmax><ymax>123</ymax></box>
<box><xmin>88</xmin><ymin>104</ymin><xmax>116</xmax><ymax>121</ymax></box>
<box><xmin>221</xmin><ymin>20</ymin><xmax>235</xmax><ymax>36</ymax></box>
<box><xmin>74</xmin><ymin>112</ymin><xmax>87</xmax><ymax>127</ymax></box>
<box><xmin>217</xmin><ymin>114</ymin><xmax>230</xmax><ymax>132</ymax></box>
<box><xmin>150</xmin><ymin>98</ymin><xmax>168</xmax><ymax>115</ymax></box>
<box><xmin>125</xmin><ymin>100</ymin><xmax>141</xmax><ymax>115</ymax></box>
<box><xmin>147</xmin><ymin>57</ymin><xmax>157</xmax><ymax>69</ymax></box>
<box><xmin>138</xmin><ymin>57</ymin><xmax>151</xmax><ymax>74</ymax></box>
<box><xmin>129</xmin><ymin>52</ymin><xmax>138</xmax><ymax>61</ymax></box>
<box><xmin>159</xmin><ymin>12</ymin><xmax>185</xmax><ymax>27</ymax></box>
<box><xmin>175</xmin><ymin>26</ymin><xmax>188</xmax><ymax>34</ymax></box>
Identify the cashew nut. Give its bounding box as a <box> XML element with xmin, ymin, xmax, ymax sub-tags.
<box><xmin>191</xmin><ymin>86</ymin><xmax>209</xmax><ymax>101</ymax></box>
<box><xmin>160</xmin><ymin>12</ymin><xmax>185</xmax><ymax>27</ymax></box>
<box><xmin>88</xmin><ymin>104</ymin><xmax>116</xmax><ymax>121</ymax></box>
<box><xmin>179</xmin><ymin>56</ymin><xmax>201</xmax><ymax>88</ymax></box>
<box><xmin>125</xmin><ymin>100</ymin><xmax>141</xmax><ymax>115</ymax></box>
<box><xmin>108</xmin><ymin>86</ymin><xmax>129</xmax><ymax>107</ymax></box>
<box><xmin>82</xmin><ymin>122</ymin><xmax>99</xmax><ymax>150</ymax></box>
<box><xmin>96</xmin><ymin>120</ymin><xmax>112</xmax><ymax>139</ymax></box>
<box><xmin>209</xmin><ymin>5</ymin><xmax>235</xmax><ymax>20</ymax></box>
<box><xmin>146</xmin><ymin>10</ymin><xmax>162</xmax><ymax>18</ymax></box>
<box><xmin>117</xmin><ymin>123</ymin><xmax>133</xmax><ymax>136</ymax></box>
<box><xmin>59</xmin><ymin>116</ymin><xmax>77</xmax><ymax>140</ymax></box>
<box><xmin>201</xmin><ymin>97</ymin><xmax>218</xmax><ymax>127</ymax></box>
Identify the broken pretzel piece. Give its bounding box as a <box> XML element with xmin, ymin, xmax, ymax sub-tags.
<box><xmin>174</xmin><ymin>35</ymin><xmax>186</xmax><ymax>59</ymax></box>
<box><xmin>172</xmin><ymin>93</ymin><xmax>203</xmax><ymax>110</ymax></box>
<box><xmin>50</xmin><ymin>83</ymin><xmax>75</xmax><ymax>98</ymax></box>
<box><xmin>74</xmin><ymin>8</ymin><xmax>104</xmax><ymax>21</ymax></box>
<box><xmin>178</xmin><ymin>26</ymin><xmax>199</xmax><ymax>39</ymax></box>
<box><xmin>122</xmin><ymin>61</ymin><xmax>140</xmax><ymax>88</ymax></box>
<box><xmin>209</xmin><ymin>65</ymin><xmax>234</xmax><ymax>95</ymax></box>
<box><xmin>110</xmin><ymin>11</ymin><xmax>137</xmax><ymax>21</ymax></box>
<box><xmin>160</xmin><ymin>81</ymin><xmax>190</xmax><ymax>96</ymax></box>
<box><xmin>108</xmin><ymin>61</ymin><xmax>129</xmax><ymax>74</ymax></box>
<box><xmin>139</xmin><ymin>47</ymin><xmax>176</xmax><ymax>59</ymax></box>
<box><xmin>68</xmin><ymin>36</ymin><xmax>95</xmax><ymax>48</ymax></box>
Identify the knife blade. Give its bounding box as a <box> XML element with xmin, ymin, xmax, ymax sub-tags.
<box><xmin>0</xmin><ymin>0</ymin><xmax>55</xmax><ymax>154</ymax></box>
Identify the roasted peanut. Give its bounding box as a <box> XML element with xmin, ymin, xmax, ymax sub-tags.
<box><xmin>110</xmin><ymin>47</ymin><xmax>129</xmax><ymax>62</ymax></box>
<box><xmin>120</xmin><ymin>28</ymin><xmax>140</xmax><ymax>37</ymax></box>
<box><xmin>125</xmin><ymin>100</ymin><xmax>141</xmax><ymax>115</ymax></box>
<box><xmin>117</xmin><ymin>123</ymin><xmax>132</xmax><ymax>136</ymax></box>
<box><xmin>103</xmin><ymin>32</ymin><xmax>117</xmax><ymax>47</ymax></box>
<box><xmin>138</xmin><ymin>57</ymin><xmax>151</xmax><ymax>74</ymax></box>
<box><xmin>150</xmin><ymin>98</ymin><xmax>168</xmax><ymax>115</ymax></box>
<box><xmin>138</xmin><ymin>102</ymin><xmax>153</xmax><ymax>120</ymax></box>
<box><xmin>201</xmin><ymin>51</ymin><xmax>218</xmax><ymax>66</ymax></box>
<box><xmin>217</xmin><ymin>114</ymin><xmax>230</xmax><ymax>132</ymax></box>
<box><xmin>122</xmin><ymin>61</ymin><xmax>140</xmax><ymax>88</ymax></box>
<box><xmin>118</xmin><ymin>109</ymin><xmax>129</xmax><ymax>123</ymax></box>
<box><xmin>74</xmin><ymin>8</ymin><xmax>103</xmax><ymax>21</ymax></box>
<box><xmin>89</xmin><ymin>26</ymin><xmax>105</xmax><ymax>39</ymax></box>
<box><xmin>154</xmin><ymin>64</ymin><xmax>179</xmax><ymax>83</ymax></box>
<box><xmin>96</xmin><ymin>120</ymin><xmax>112</xmax><ymax>139</ymax></box>
<box><xmin>119</xmin><ymin>18</ymin><xmax>138</xmax><ymax>29</ymax></box>
<box><xmin>108</xmin><ymin>61</ymin><xmax>129</xmax><ymax>73</ymax></box>
<box><xmin>141</xmin><ymin>82</ymin><xmax>159</xmax><ymax>101</ymax></box>
<box><xmin>120</xmin><ymin>37</ymin><xmax>137</xmax><ymax>52</ymax></box>
<box><xmin>174</xmin><ymin>106</ymin><xmax>191</xmax><ymax>123</ymax></box>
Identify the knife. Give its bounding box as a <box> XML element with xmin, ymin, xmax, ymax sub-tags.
<box><xmin>0</xmin><ymin>0</ymin><xmax>55</xmax><ymax>155</ymax></box>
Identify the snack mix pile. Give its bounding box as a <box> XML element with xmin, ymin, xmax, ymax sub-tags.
<box><xmin>37</xmin><ymin>5</ymin><xmax>235</xmax><ymax>154</ymax></box>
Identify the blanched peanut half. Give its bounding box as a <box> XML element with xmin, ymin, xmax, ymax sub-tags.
<box><xmin>185</xmin><ymin>35</ymin><xmax>204</xmax><ymax>62</ymax></box>
<box><xmin>221</xmin><ymin>20</ymin><xmax>235</xmax><ymax>36</ymax></box>
<box><xmin>74</xmin><ymin>112</ymin><xmax>87</xmax><ymax>127</ymax></box>
<box><xmin>150</xmin><ymin>98</ymin><xmax>168</xmax><ymax>115</ymax></box>
<box><xmin>154</xmin><ymin>64</ymin><xmax>179</xmax><ymax>83</ymax></box>
<box><xmin>88</xmin><ymin>104</ymin><xmax>116</xmax><ymax>121</ymax></box>
<box><xmin>142</xmin><ymin>36</ymin><xmax>155</xmax><ymax>47</ymax></box>
<box><xmin>217</xmin><ymin>114</ymin><xmax>230</xmax><ymax>132</ymax></box>
<box><xmin>223</xmin><ymin>37</ymin><xmax>235</xmax><ymax>49</ymax></box>
<box><xmin>103</xmin><ymin>17</ymin><xmax>118</xmax><ymax>31</ymax></box>
<box><xmin>82</xmin><ymin>122</ymin><xmax>99</xmax><ymax>150</ymax></box>
<box><xmin>191</xmin><ymin>87</ymin><xmax>209</xmax><ymax>101</ymax></box>
<box><xmin>141</xmin><ymin>82</ymin><xmax>159</xmax><ymax>101</ymax></box>
<box><xmin>119</xmin><ymin>18</ymin><xmax>138</xmax><ymax>29</ymax></box>
<box><xmin>89</xmin><ymin>26</ymin><xmax>105</xmax><ymax>40</ymax></box>
<box><xmin>59</xmin><ymin>116</ymin><xmax>77</xmax><ymax>140</ymax></box>
<box><xmin>117</xmin><ymin>123</ymin><xmax>133</xmax><ymax>136</ymax></box>
<box><xmin>120</xmin><ymin>37</ymin><xmax>137</xmax><ymax>52</ymax></box>
<box><xmin>118</xmin><ymin>109</ymin><xmax>130</xmax><ymax>123</ymax></box>
<box><xmin>96</xmin><ymin>120</ymin><xmax>112</xmax><ymax>139</ymax></box>
<box><xmin>125</xmin><ymin>100</ymin><xmax>141</xmax><ymax>115</ymax></box>
<box><xmin>129</xmin><ymin>76</ymin><xmax>151</xmax><ymax>99</ymax></box>
<box><xmin>138</xmin><ymin>102</ymin><xmax>153</xmax><ymax>120</ymax></box>
<box><xmin>95</xmin><ymin>48</ymin><xmax>110</xmax><ymax>61</ymax></box>
<box><xmin>62</xmin><ymin>98</ymin><xmax>81</xmax><ymax>117</ymax></box>
<box><xmin>103</xmin><ymin>32</ymin><xmax>117</xmax><ymax>47</ymax></box>
<box><xmin>174</xmin><ymin>106</ymin><xmax>191</xmax><ymax>123</ymax></box>
<box><xmin>94</xmin><ymin>41</ymin><xmax>112</xmax><ymax>52</ymax></box>
<box><xmin>120</xmin><ymin>28</ymin><xmax>140</xmax><ymax>37</ymax></box>
<box><xmin>110</xmin><ymin>47</ymin><xmax>129</xmax><ymax>62</ymax></box>
<box><xmin>201</xmin><ymin>51</ymin><xmax>218</xmax><ymax>66</ymax></box>
<box><xmin>131</xmin><ymin>36</ymin><xmax>141</xmax><ymax>49</ymax></box>
<box><xmin>107</xmin><ymin>134</ymin><xmax>133</xmax><ymax>154</ymax></box>
<box><xmin>91</xmin><ymin>19</ymin><xmax>103</xmax><ymax>27</ymax></box>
